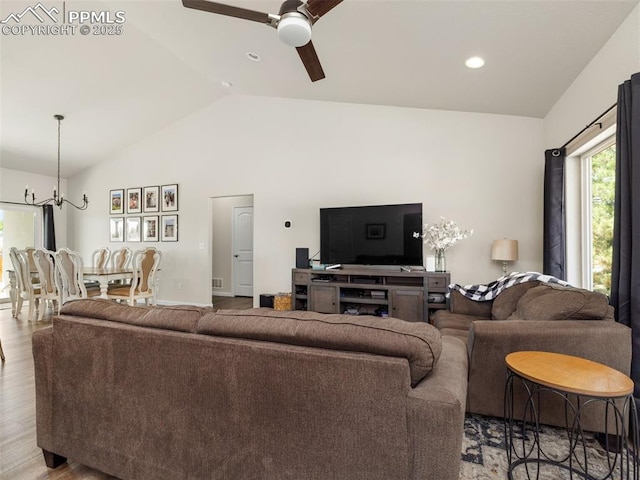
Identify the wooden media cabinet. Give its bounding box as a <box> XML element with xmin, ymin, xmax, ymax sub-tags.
<box><xmin>291</xmin><ymin>267</ymin><xmax>450</xmax><ymax>323</ymax></box>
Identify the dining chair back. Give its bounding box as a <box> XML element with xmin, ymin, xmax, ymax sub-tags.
<box><xmin>55</xmin><ymin>248</ymin><xmax>88</xmax><ymax>304</ymax></box>
<box><xmin>92</xmin><ymin>247</ymin><xmax>111</xmax><ymax>268</ymax></box>
<box><xmin>24</xmin><ymin>247</ymin><xmax>37</xmax><ymax>271</ymax></box>
<box><xmin>9</xmin><ymin>247</ymin><xmax>42</xmax><ymax>320</ymax></box>
<box><xmin>33</xmin><ymin>249</ymin><xmax>61</xmax><ymax>319</ymax></box>
<box><xmin>107</xmin><ymin>247</ymin><xmax>161</xmax><ymax>306</ymax></box>
<box><xmin>111</xmin><ymin>246</ymin><xmax>132</xmax><ymax>270</ymax></box>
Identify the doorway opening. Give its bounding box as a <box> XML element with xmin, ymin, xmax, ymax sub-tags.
<box><xmin>211</xmin><ymin>195</ymin><xmax>254</xmax><ymax>308</ymax></box>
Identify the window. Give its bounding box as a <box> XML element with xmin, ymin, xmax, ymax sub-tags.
<box><xmin>581</xmin><ymin>136</ymin><xmax>615</xmax><ymax>295</ymax></box>
<box><xmin>0</xmin><ymin>205</ymin><xmax>40</xmax><ymax>303</ymax></box>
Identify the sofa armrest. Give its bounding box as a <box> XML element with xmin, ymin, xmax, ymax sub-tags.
<box><xmin>407</xmin><ymin>336</ymin><xmax>468</xmax><ymax>480</ymax></box>
<box><xmin>32</xmin><ymin>327</ymin><xmax>55</xmax><ymax>451</ymax></box>
<box><xmin>466</xmin><ymin>319</ymin><xmax>632</xmax><ymax>419</ymax></box>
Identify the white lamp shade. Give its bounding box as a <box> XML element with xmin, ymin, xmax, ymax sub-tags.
<box><xmin>277</xmin><ymin>14</ymin><xmax>312</xmax><ymax>47</ymax></box>
<box><xmin>491</xmin><ymin>239</ymin><xmax>518</xmax><ymax>262</ymax></box>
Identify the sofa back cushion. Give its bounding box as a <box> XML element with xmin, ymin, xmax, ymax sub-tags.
<box><xmin>197</xmin><ymin>308</ymin><xmax>442</xmax><ymax>387</ymax></box>
<box><xmin>449</xmin><ymin>291</ymin><xmax>493</xmax><ymax>318</ymax></box>
<box><xmin>60</xmin><ymin>298</ymin><xmax>211</xmax><ymax>333</ymax></box>
<box><xmin>491</xmin><ymin>281</ymin><xmax>541</xmax><ymax>320</ymax></box>
<box><xmin>507</xmin><ymin>284</ymin><xmax>613</xmax><ymax>320</ymax></box>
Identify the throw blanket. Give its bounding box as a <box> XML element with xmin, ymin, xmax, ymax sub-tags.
<box><xmin>447</xmin><ymin>271</ymin><xmax>571</xmax><ymax>301</ymax></box>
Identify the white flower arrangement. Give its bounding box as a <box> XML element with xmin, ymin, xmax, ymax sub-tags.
<box><xmin>422</xmin><ymin>217</ymin><xmax>473</xmax><ymax>251</ymax></box>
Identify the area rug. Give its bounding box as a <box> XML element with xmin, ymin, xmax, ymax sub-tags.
<box><xmin>460</xmin><ymin>413</ymin><xmax>629</xmax><ymax>479</ymax></box>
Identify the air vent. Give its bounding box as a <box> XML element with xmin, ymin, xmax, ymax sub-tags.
<box><xmin>212</xmin><ymin>278</ymin><xmax>223</xmax><ymax>289</ymax></box>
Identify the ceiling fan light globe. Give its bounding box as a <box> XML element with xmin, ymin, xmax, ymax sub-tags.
<box><xmin>277</xmin><ymin>13</ymin><xmax>312</xmax><ymax>47</ymax></box>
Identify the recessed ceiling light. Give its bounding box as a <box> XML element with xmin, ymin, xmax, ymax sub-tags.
<box><xmin>465</xmin><ymin>56</ymin><xmax>485</xmax><ymax>69</ymax></box>
<box><xmin>245</xmin><ymin>51</ymin><xmax>261</xmax><ymax>62</ymax></box>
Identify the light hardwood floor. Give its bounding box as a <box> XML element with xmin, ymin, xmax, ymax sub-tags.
<box><xmin>0</xmin><ymin>296</ymin><xmax>253</xmax><ymax>479</ymax></box>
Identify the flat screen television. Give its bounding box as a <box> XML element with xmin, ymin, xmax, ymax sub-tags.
<box><xmin>320</xmin><ymin>203</ymin><xmax>423</xmax><ymax>266</ymax></box>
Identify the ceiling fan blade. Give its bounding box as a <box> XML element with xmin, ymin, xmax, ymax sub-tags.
<box><xmin>305</xmin><ymin>0</ymin><xmax>343</xmax><ymax>19</ymax></box>
<box><xmin>182</xmin><ymin>0</ymin><xmax>271</xmax><ymax>24</ymax></box>
<box><xmin>296</xmin><ymin>41</ymin><xmax>325</xmax><ymax>82</ymax></box>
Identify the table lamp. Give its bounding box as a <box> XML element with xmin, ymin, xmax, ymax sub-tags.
<box><xmin>491</xmin><ymin>239</ymin><xmax>519</xmax><ymax>276</ymax></box>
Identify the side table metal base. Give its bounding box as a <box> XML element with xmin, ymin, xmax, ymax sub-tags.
<box><xmin>504</xmin><ymin>370</ymin><xmax>639</xmax><ymax>480</ymax></box>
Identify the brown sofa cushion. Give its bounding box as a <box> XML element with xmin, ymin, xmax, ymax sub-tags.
<box><xmin>491</xmin><ymin>281</ymin><xmax>541</xmax><ymax>320</ymax></box>
<box><xmin>197</xmin><ymin>308</ymin><xmax>442</xmax><ymax>387</ymax></box>
<box><xmin>449</xmin><ymin>291</ymin><xmax>493</xmax><ymax>318</ymax></box>
<box><xmin>507</xmin><ymin>284</ymin><xmax>612</xmax><ymax>320</ymax></box>
<box><xmin>60</xmin><ymin>298</ymin><xmax>211</xmax><ymax>333</ymax></box>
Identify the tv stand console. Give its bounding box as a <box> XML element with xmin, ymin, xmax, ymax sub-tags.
<box><xmin>291</xmin><ymin>268</ymin><xmax>450</xmax><ymax>323</ymax></box>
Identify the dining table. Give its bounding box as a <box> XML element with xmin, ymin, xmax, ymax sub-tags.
<box><xmin>82</xmin><ymin>267</ymin><xmax>134</xmax><ymax>298</ymax></box>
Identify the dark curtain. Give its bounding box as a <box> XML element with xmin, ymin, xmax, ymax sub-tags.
<box><xmin>43</xmin><ymin>205</ymin><xmax>56</xmax><ymax>251</ymax></box>
<box><xmin>611</xmin><ymin>72</ymin><xmax>640</xmax><ymax>401</ymax></box>
<box><xmin>543</xmin><ymin>148</ymin><xmax>566</xmax><ymax>279</ymax></box>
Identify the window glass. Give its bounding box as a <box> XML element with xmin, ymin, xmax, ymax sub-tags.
<box><xmin>582</xmin><ymin>138</ymin><xmax>615</xmax><ymax>295</ymax></box>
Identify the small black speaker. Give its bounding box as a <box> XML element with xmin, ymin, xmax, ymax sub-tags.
<box><xmin>296</xmin><ymin>248</ymin><xmax>309</xmax><ymax>269</ymax></box>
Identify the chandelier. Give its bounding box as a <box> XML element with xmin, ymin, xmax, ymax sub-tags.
<box><xmin>24</xmin><ymin>114</ymin><xmax>88</xmax><ymax>210</ymax></box>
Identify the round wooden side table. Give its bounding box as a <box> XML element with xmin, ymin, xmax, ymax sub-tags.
<box><xmin>504</xmin><ymin>351</ymin><xmax>638</xmax><ymax>480</ymax></box>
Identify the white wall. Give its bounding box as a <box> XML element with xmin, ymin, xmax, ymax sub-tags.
<box><xmin>69</xmin><ymin>96</ymin><xmax>544</xmax><ymax>306</ymax></box>
<box><xmin>544</xmin><ymin>4</ymin><xmax>640</xmax><ymax>148</ymax></box>
<box><xmin>543</xmin><ymin>4</ymin><xmax>640</xmax><ymax>286</ymax></box>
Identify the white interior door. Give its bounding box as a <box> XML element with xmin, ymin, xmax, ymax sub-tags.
<box><xmin>233</xmin><ymin>206</ymin><xmax>253</xmax><ymax>297</ymax></box>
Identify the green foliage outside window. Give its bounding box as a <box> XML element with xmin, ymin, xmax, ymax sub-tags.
<box><xmin>591</xmin><ymin>144</ymin><xmax>615</xmax><ymax>296</ymax></box>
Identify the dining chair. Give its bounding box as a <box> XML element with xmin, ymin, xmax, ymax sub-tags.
<box><xmin>108</xmin><ymin>246</ymin><xmax>133</xmax><ymax>288</ymax></box>
<box><xmin>9</xmin><ymin>247</ymin><xmax>42</xmax><ymax>320</ymax></box>
<box><xmin>111</xmin><ymin>246</ymin><xmax>132</xmax><ymax>270</ymax></box>
<box><xmin>107</xmin><ymin>247</ymin><xmax>161</xmax><ymax>306</ymax></box>
<box><xmin>92</xmin><ymin>247</ymin><xmax>111</xmax><ymax>268</ymax></box>
<box><xmin>33</xmin><ymin>249</ymin><xmax>61</xmax><ymax>319</ymax></box>
<box><xmin>55</xmin><ymin>248</ymin><xmax>88</xmax><ymax>304</ymax></box>
<box><xmin>86</xmin><ymin>247</ymin><xmax>111</xmax><ymax>290</ymax></box>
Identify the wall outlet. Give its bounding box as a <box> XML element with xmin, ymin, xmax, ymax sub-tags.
<box><xmin>177</xmin><ymin>282</ymin><xmax>183</xmax><ymax>290</ymax></box>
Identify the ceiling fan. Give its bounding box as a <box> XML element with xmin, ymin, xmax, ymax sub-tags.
<box><xmin>182</xmin><ymin>0</ymin><xmax>343</xmax><ymax>82</ymax></box>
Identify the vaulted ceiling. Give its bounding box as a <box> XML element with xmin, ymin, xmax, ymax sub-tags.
<box><xmin>1</xmin><ymin>0</ymin><xmax>637</xmax><ymax>177</ymax></box>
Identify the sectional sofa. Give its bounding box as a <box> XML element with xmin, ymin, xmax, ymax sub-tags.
<box><xmin>33</xmin><ymin>299</ymin><xmax>469</xmax><ymax>480</ymax></box>
<box><xmin>434</xmin><ymin>281</ymin><xmax>632</xmax><ymax>433</ymax></box>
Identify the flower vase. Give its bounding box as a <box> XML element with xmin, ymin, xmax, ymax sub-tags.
<box><xmin>435</xmin><ymin>249</ymin><xmax>446</xmax><ymax>272</ymax></box>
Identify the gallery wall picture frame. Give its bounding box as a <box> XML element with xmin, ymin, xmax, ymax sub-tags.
<box><xmin>143</xmin><ymin>216</ymin><xmax>159</xmax><ymax>242</ymax></box>
<box><xmin>110</xmin><ymin>217</ymin><xmax>124</xmax><ymax>242</ymax></box>
<box><xmin>126</xmin><ymin>217</ymin><xmax>142</xmax><ymax>242</ymax></box>
<box><xmin>161</xmin><ymin>184</ymin><xmax>178</xmax><ymax>212</ymax></box>
<box><xmin>127</xmin><ymin>187</ymin><xmax>142</xmax><ymax>214</ymax></box>
<box><xmin>143</xmin><ymin>186</ymin><xmax>160</xmax><ymax>213</ymax></box>
<box><xmin>110</xmin><ymin>189</ymin><xmax>124</xmax><ymax>215</ymax></box>
<box><xmin>161</xmin><ymin>214</ymin><xmax>178</xmax><ymax>242</ymax></box>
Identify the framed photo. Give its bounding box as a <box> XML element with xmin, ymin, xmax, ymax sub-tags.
<box><xmin>143</xmin><ymin>186</ymin><xmax>160</xmax><ymax>213</ymax></box>
<box><xmin>161</xmin><ymin>215</ymin><xmax>178</xmax><ymax>242</ymax></box>
<box><xmin>126</xmin><ymin>217</ymin><xmax>142</xmax><ymax>242</ymax></box>
<box><xmin>127</xmin><ymin>187</ymin><xmax>142</xmax><ymax>214</ymax></box>
<box><xmin>143</xmin><ymin>216</ymin><xmax>159</xmax><ymax>242</ymax></box>
<box><xmin>366</xmin><ymin>223</ymin><xmax>386</xmax><ymax>239</ymax></box>
<box><xmin>109</xmin><ymin>217</ymin><xmax>124</xmax><ymax>242</ymax></box>
<box><xmin>161</xmin><ymin>184</ymin><xmax>178</xmax><ymax>212</ymax></box>
<box><xmin>110</xmin><ymin>189</ymin><xmax>124</xmax><ymax>215</ymax></box>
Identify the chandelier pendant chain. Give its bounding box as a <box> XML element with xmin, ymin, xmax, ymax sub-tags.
<box><xmin>24</xmin><ymin>114</ymin><xmax>88</xmax><ymax>210</ymax></box>
<box><xmin>55</xmin><ymin>114</ymin><xmax>62</xmax><ymax>205</ymax></box>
